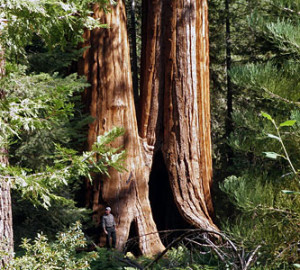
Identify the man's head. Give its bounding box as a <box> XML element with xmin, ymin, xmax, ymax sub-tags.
<box><xmin>105</xmin><ymin>207</ymin><xmax>111</xmax><ymax>214</ymax></box>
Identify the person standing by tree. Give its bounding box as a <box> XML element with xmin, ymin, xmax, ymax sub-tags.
<box><xmin>102</xmin><ymin>207</ymin><xmax>116</xmax><ymax>249</ymax></box>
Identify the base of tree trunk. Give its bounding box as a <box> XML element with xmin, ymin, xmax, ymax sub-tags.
<box><xmin>79</xmin><ymin>0</ymin><xmax>218</xmax><ymax>254</ymax></box>
<box><xmin>0</xmin><ymin>179</ymin><xmax>14</xmax><ymax>268</ymax></box>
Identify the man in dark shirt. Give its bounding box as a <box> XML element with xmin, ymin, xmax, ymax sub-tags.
<box><xmin>102</xmin><ymin>207</ymin><xmax>116</xmax><ymax>249</ymax></box>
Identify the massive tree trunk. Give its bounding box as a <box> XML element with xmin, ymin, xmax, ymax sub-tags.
<box><xmin>163</xmin><ymin>0</ymin><xmax>215</xmax><ymax>229</ymax></box>
<box><xmin>80</xmin><ymin>0</ymin><xmax>217</xmax><ymax>255</ymax></box>
<box><xmin>140</xmin><ymin>0</ymin><xmax>217</xmax><ymax>231</ymax></box>
<box><xmin>78</xmin><ymin>1</ymin><xmax>164</xmax><ymax>254</ymax></box>
<box><xmin>0</xmin><ymin>47</ymin><xmax>14</xmax><ymax>268</ymax></box>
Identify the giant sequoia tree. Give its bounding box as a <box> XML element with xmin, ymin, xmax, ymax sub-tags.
<box><xmin>79</xmin><ymin>0</ymin><xmax>217</xmax><ymax>254</ymax></box>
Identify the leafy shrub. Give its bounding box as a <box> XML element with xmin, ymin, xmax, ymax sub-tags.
<box><xmin>220</xmin><ymin>175</ymin><xmax>300</xmax><ymax>268</ymax></box>
<box><xmin>9</xmin><ymin>222</ymin><xmax>97</xmax><ymax>270</ymax></box>
<box><xmin>90</xmin><ymin>248</ymin><xmax>128</xmax><ymax>270</ymax></box>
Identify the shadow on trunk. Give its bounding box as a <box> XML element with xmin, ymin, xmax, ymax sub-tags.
<box><xmin>149</xmin><ymin>150</ymin><xmax>191</xmax><ymax>245</ymax></box>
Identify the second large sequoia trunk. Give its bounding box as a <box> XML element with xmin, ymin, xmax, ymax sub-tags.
<box><xmin>141</xmin><ymin>0</ymin><xmax>217</xmax><ymax>230</ymax></box>
<box><xmin>163</xmin><ymin>0</ymin><xmax>216</xmax><ymax>229</ymax></box>
<box><xmin>80</xmin><ymin>0</ymin><xmax>217</xmax><ymax>254</ymax></box>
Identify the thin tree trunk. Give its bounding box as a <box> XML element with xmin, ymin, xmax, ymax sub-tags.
<box><xmin>0</xmin><ymin>171</ymin><xmax>13</xmax><ymax>268</ymax></box>
<box><xmin>140</xmin><ymin>0</ymin><xmax>217</xmax><ymax>231</ymax></box>
<box><xmin>130</xmin><ymin>0</ymin><xmax>139</xmax><ymax>103</ymax></box>
<box><xmin>0</xmin><ymin>47</ymin><xmax>14</xmax><ymax>268</ymax></box>
<box><xmin>225</xmin><ymin>0</ymin><xmax>233</xmax><ymax>138</ymax></box>
<box><xmin>224</xmin><ymin>0</ymin><xmax>234</xmax><ymax>167</ymax></box>
<box><xmin>79</xmin><ymin>1</ymin><xmax>164</xmax><ymax>254</ymax></box>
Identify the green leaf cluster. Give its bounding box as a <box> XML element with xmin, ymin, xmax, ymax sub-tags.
<box><xmin>1</xmin><ymin>125</ymin><xmax>125</xmax><ymax>209</ymax></box>
<box><xmin>7</xmin><ymin>222</ymin><xmax>97</xmax><ymax>270</ymax></box>
<box><xmin>0</xmin><ymin>0</ymin><xmax>108</xmax><ymax>58</ymax></box>
<box><xmin>220</xmin><ymin>175</ymin><xmax>300</xmax><ymax>268</ymax></box>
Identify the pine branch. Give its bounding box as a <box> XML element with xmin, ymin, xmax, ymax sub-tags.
<box><xmin>267</xmin><ymin>0</ymin><xmax>300</xmax><ymax>16</ymax></box>
<box><xmin>262</xmin><ymin>87</ymin><xmax>300</xmax><ymax>106</ymax></box>
<box><xmin>0</xmin><ymin>127</ymin><xmax>126</xmax><ymax>208</ymax></box>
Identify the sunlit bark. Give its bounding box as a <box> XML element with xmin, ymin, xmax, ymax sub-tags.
<box><xmin>141</xmin><ymin>0</ymin><xmax>217</xmax><ymax>231</ymax></box>
<box><xmin>80</xmin><ymin>0</ymin><xmax>217</xmax><ymax>255</ymax></box>
<box><xmin>79</xmin><ymin>1</ymin><xmax>164</xmax><ymax>254</ymax></box>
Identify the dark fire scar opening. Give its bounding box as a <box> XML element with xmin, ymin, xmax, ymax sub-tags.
<box><xmin>125</xmin><ymin>218</ymin><xmax>141</xmax><ymax>256</ymax></box>
<box><xmin>149</xmin><ymin>150</ymin><xmax>190</xmax><ymax>245</ymax></box>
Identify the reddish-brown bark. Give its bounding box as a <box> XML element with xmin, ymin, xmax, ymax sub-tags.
<box><xmin>141</xmin><ymin>0</ymin><xmax>217</xmax><ymax>231</ymax></box>
<box><xmin>79</xmin><ymin>1</ymin><xmax>164</xmax><ymax>254</ymax></box>
<box><xmin>80</xmin><ymin>0</ymin><xmax>217</xmax><ymax>255</ymax></box>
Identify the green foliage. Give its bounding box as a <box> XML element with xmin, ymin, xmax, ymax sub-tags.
<box><xmin>209</xmin><ymin>0</ymin><xmax>300</xmax><ymax>268</ymax></box>
<box><xmin>261</xmin><ymin>112</ymin><xmax>299</xmax><ymax>180</ymax></box>
<box><xmin>220</xmin><ymin>175</ymin><xmax>299</xmax><ymax>213</ymax></box>
<box><xmin>0</xmin><ymin>67</ymin><xmax>126</xmax><ymax>245</ymax></box>
<box><xmin>12</xmin><ymin>192</ymin><xmax>91</xmax><ymax>249</ymax></box>
<box><xmin>156</xmin><ymin>246</ymin><xmax>219</xmax><ymax>270</ymax></box>
<box><xmin>220</xmin><ymin>175</ymin><xmax>300</xmax><ymax>268</ymax></box>
<box><xmin>8</xmin><ymin>222</ymin><xmax>97</xmax><ymax>270</ymax></box>
<box><xmin>0</xmin><ymin>66</ymin><xmax>88</xmax><ymax>148</ymax></box>
<box><xmin>219</xmin><ymin>109</ymin><xmax>300</xmax><ymax>269</ymax></box>
<box><xmin>91</xmin><ymin>246</ymin><xmax>221</xmax><ymax>270</ymax></box>
<box><xmin>220</xmin><ymin>112</ymin><xmax>300</xmax><ymax>268</ymax></box>
<box><xmin>26</xmin><ymin>45</ymin><xmax>85</xmax><ymax>74</ymax></box>
<box><xmin>208</xmin><ymin>0</ymin><xmax>227</xmax><ymax>173</ymax></box>
<box><xmin>230</xmin><ymin>61</ymin><xmax>300</xmax><ymax>104</ymax></box>
<box><xmin>90</xmin><ymin>249</ymin><xmax>128</xmax><ymax>270</ymax></box>
<box><xmin>135</xmin><ymin>246</ymin><xmax>223</xmax><ymax>270</ymax></box>
<box><xmin>0</xmin><ymin>62</ymin><xmax>126</xmax><ymax>208</ymax></box>
<box><xmin>1</xmin><ymin>126</ymin><xmax>125</xmax><ymax>209</ymax></box>
<box><xmin>265</xmin><ymin>20</ymin><xmax>300</xmax><ymax>55</ymax></box>
<box><xmin>0</xmin><ymin>0</ymin><xmax>108</xmax><ymax>58</ymax></box>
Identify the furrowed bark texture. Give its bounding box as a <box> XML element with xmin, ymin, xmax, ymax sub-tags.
<box><xmin>80</xmin><ymin>0</ymin><xmax>217</xmax><ymax>254</ymax></box>
<box><xmin>0</xmin><ymin>171</ymin><xmax>13</xmax><ymax>268</ymax></box>
<box><xmin>79</xmin><ymin>1</ymin><xmax>164</xmax><ymax>254</ymax></box>
<box><xmin>0</xmin><ymin>48</ymin><xmax>14</xmax><ymax>267</ymax></box>
<box><xmin>140</xmin><ymin>0</ymin><xmax>217</xmax><ymax>231</ymax></box>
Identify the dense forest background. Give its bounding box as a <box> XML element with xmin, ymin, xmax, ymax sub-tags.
<box><xmin>0</xmin><ymin>0</ymin><xmax>299</xmax><ymax>269</ymax></box>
